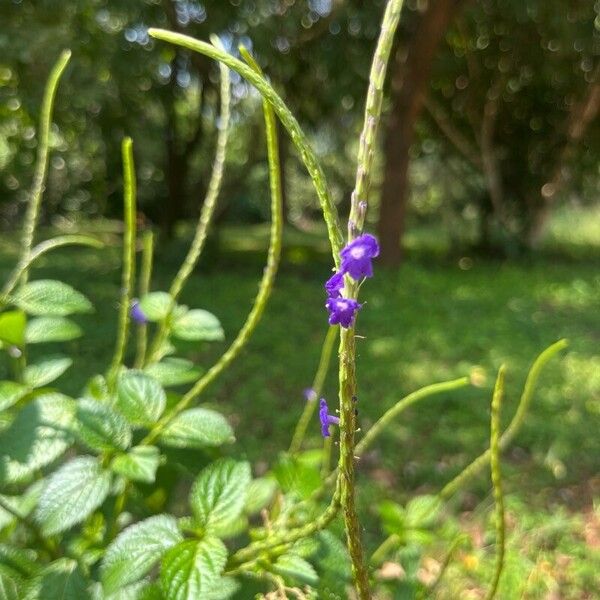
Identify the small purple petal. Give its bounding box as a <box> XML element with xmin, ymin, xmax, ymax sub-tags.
<box><xmin>340</xmin><ymin>233</ymin><xmax>380</xmax><ymax>280</ymax></box>
<box><xmin>325</xmin><ymin>297</ymin><xmax>362</xmax><ymax>328</ymax></box>
<box><xmin>130</xmin><ymin>300</ymin><xmax>148</xmax><ymax>324</ymax></box>
<box><xmin>303</xmin><ymin>387</ymin><xmax>317</xmax><ymax>402</ymax></box>
<box><xmin>319</xmin><ymin>398</ymin><xmax>339</xmax><ymax>437</ymax></box>
<box><xmin>325</xmin><ymin>271</ymin><xmax>344</xmax><ymax>298</ymax></box>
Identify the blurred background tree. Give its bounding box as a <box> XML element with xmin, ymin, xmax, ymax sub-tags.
<box><xmin>0</xmin><ymin>0</ymin><xmax>597</xmax><ymax>262</ymax></box>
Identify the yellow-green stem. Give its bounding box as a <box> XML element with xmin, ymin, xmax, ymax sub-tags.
<box><xmin>135</xmin><ymin>230</ymin><xmax>154</xmax><ymax>368</ymax></box>
<box><xmin>108</xmin><ymin>138</ymin><xmax>137</xmax><ymax>388</ymax></box>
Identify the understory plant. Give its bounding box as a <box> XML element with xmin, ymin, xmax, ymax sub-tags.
<box><xmin>0</xmin><ymin>2</ymin><xmax>568</xmax><ymax>598</ymax></box>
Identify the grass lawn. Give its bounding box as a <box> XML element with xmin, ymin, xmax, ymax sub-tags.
<box><xmin>0</xmin><ymin>218</ymin><xmax>598</xmax><ymax>597</ymax></box>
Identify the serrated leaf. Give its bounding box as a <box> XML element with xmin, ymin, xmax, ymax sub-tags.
<box><xmin>273</xmin><ymin>455</ymin><xmax>321</xmax><ymax>499</ymax></box>
<box><xmin>0</xmin><ymin>382</ymin><xmax>28</xmax><ymax>412</ymax></box>
<box><xmin>111</xmin><ymin>446</ymin><xmax>160</xmax><ymax>484</ymax></box>
<box><xmin>144</xmin><ymin>358</ymin><xmax>202</xmax><ymax>387</ymax></box>
<box><xmin>0</xmin><ymin>393</ymin><xmax>75</xmax><ymax>485</ymax></box>
<box><xmin>22</xmin><ymin>559</ymin><xmax>91</xmax><ymax>600</ymax></box>
<box><xmin>0</xmin><ymin>311</ymin><xmax>26</xmax><ymax>347</ymax></box>
<box><xmin>0</xmin><ymin>563</ymin><xmax>23</xmax><ymax>600</ymax></box>
<box><xmin>160</xmin><ymin>537</ymin><xmax>227</xmax><ymax>600</ymax></box>
<box><xmin>25</xmin><ymin>317</ymin><xmax>82</xmax><ymax>344</ymax></box>
<box><xmin>272</xmin><ymin>554</ymin><xmax>319</xmax><ymax>587</ymax></box>
<box><xmin>13</xmin><ymin>280</ymin><xmax>92</xmax><ymax>316</ymax></box>
<box><xmin>0</xmin><ymin>545</ymin><xmax>39</xmax><ymax>577</ymax></box>
<box><xmin>405</xmin><ymin>495</ymin><xmax>441</xmax><ymax>529</ymax></box>
<box><xmin>244</xmin><ymin>478</ymin><xmax>277</xmax><ymax>515</ymax></box>
<box><xmin>101</xmin><ymin>515</ymin><xmax>183</xmax><ymax>594</ymax></box>
<box><xmin>117</xmin><ymin>371</ymin><xmax>166</xmax><ymax>426</ymax></box>
<box><xmin>157</xmin><ymin>408</ymin><xmax>234</xmax><ymax>450</ymax></box>
<box><xmin>172</xmin><ymin>310</ymin><xmax>224</xmax><ymax>342</ymax></box>
<box><xmin>23</xmin><ymin>356</ymin><xmax>72</xmax><ymax>388</ymax></box>
<box><xmin>35</xmin><ymin>457</ymin><xmax>111</xmax><ymax>535</ymax></box>
<box><xmin>204</xmin><ymin>577</ymin><xmax>240</xmax><ymax>600</ymax></box>
<box><xmin>138</xmin><ymin>292</ymin><xmax>173</xmax><ymax>322</ymax></box>
<box><xmin>190</xmin><ymin>459</ymin><xmax>251</xmax><ymax>534</ymax></box>
<box><xmin>76</xmin><ymin>399</ymin><xmax>132</xmax><ymax>452</ymax></box>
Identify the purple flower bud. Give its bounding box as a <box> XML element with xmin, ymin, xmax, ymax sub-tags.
<box><xmin>130</xmin><ymin>299</ymin><xmax>148</xmax><ymax>324</ymax></box>
<box><xmin>303</xmin><ymin>387</ymin><xmax>317</xmax><ymax>402</ymax></box>
<box><xmin>325</xmin><ymin>297</ymin><xmax>362</xmax><ymax>328</ymax></box>
<box><xmin>325</xmin><ymin>271</ymin><xmax>344</xmax><ymax>298</ymax></box>
<box><xmin>319</xmin><ymin>398</ymin><xmax>340</xmax><ymax>437</ymax></box>
<box><xmin>340</xmin><ymin>233</ymin><xmax>380</xmax><ymax>280</ymax></box>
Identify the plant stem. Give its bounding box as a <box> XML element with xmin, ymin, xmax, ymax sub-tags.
<box><xmin>145</xmin><ymin>48</ymin><xmax>231</xmax><ymax>364</ymax></box>
<box><xmin>485</xmin><ymin>366</ymin><xmax>506</xmax><ymax>600</ymax></box>
<box><xmin>140</xmin><ymin>47</ymin><xmax>284</xmax><ymax>446</ymax></box>
<box><xmin>370</xmin><ymin>533</ymin><xmax>401</xmax><ymax>566</ymax></box>
<box><xmin>148</xmin><ymin>28</ymin><xmax>344</xmax><ymax>263</ymax></box>
<box><xmin>108</xmin><ymin>138</ymin><xmax>137</xmax><ymax>388</ymax></box>
<box><xmin>439</xmin><ymin>339</ymin><xmax>568</xmax><ymax>500</ymax></box>
<box><xmin>19</xmin><ymin>49</ymin><xmax>71</xmax><ymax>286</ymax></box>
<box><xmin>289</xmin><ymin>326</ymin><xmax>338</xmax><ymax>455</ymax></box>
<box><xmin>134</xmin><ymin>230</ymin><xmax>154</xmax><ymax>368</ymax></box>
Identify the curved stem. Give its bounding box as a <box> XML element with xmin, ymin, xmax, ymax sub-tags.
<box><xmin>370</xmin><ymin>533</ymin><xmax>401</xmax><ymax>566</ymax></box>
<box><xmin>439</xmin><ymin>339</ymin><xmax>568</xmax><ymax>500</ymax></box>
<box><xmin>140</xmin><ymin>47</ymin><xmax>284</xmax><ymax>446</ymax></box>
<box><xmin>485</xmin><ymin>366</ymin><xmax>506</xmax><ymax>600</ymax></box>
<box><xmin>19</xmin><ymin>49</ymin><xmax>71</xmax><ymax>286</ymax></box>
<box><xmin>145</xmin><ymin>48</ymin><xmax>231</xmax><ymax>364</ymax></box>
<box><xmin>134</xmin><ymin>230</ymin><xmax>154</xmax><ymax>368</ymax></box>
<box><xmin>289</xmin><ymin>326</ymin><xmax>338</xmax><ymax>455</ymax></box>
<box><xmin>148</xmin><ymin>28</ymin><xmax>344</xmax><ymax>263</ymax></box>
<box><xmin>108</xmin><ymin>138</ymin><xmax>137</xmax><ymax>388</ymax></box>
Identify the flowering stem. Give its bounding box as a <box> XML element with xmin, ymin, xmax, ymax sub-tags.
<box><xmin>145</xmin><ymin>47</ymin><xmax>231</xmax><ymax>364</ymax></box>
<box><xmin>148</xmin><ymin>28</ymin><xmax>344</xmax><ymax>263</ymax></box>
<box><xmin>134</xmin><ymin>230</ymin><xmax>154</xmax><ymax>368</ymax></box>
<box><xmin>349</xmin><ymin>0</ymin><xmax>404</xmax><ymax>237</ymax></box>
<box><xmin>289</xmin><ymin>326</ymin><xmax>338</xmax><ymax>455</ymax></box>
<box><xmin>140</xmin><ymin>47</ymin><xmax>283</xmax><ymax>446</ymax></box>
<box><xmin>485</xmin><ymin>366</ymin><xmax>506</xmax><ymax>600</ymax></box>
<box><xmin>19</xmin><ymin>49</ymin><xmax>71</xmax><ymax>286</ymax></box>
<box><xmin>439</xmin><ymin>339</ymin><xmax>568</xmax><ymax>500</ymax></box>
<box><xmin>108</xmin><ymin>138</ymin><xmax>137</xmax><ymax>389</ymax></box>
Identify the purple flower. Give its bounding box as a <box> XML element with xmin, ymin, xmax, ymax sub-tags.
<box><xmin>319</xmin><ymin>398</ymin><xmax>340</xmax><ymax>437</ymax></box>
<box><xmin>326</xmin><ymin>297</ymin><xmax>362</xmax><ymax>328</ymax></box>
<box><xmin>130</xmin><ymin>299</ymin><xmax>148</xmax><ymax>324</ymax></box>
<box><xmin>303</xmin><ymin>387</ymin><xmax>317</xmax><ymax>402</ymax></box>
<box><xmin>340</xmin><ymin>233</ymin><xmax>380</xmax><ymax>280</ymax></box>
<box><xmin>325</xmin><ymin>271</ymin><xmax>344</xmax><ymax>298</ymax></box>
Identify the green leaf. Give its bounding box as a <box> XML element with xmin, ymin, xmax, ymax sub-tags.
<box><xmin>76</xmin><ymin>399</ymin><xmax>132</xmax><ymax>452</ymax></box>
<box><xmin>0</xmin><ymin>485</ymin><xmax>42</xmax><ymax>530</ymax></box>
<box><xmin>244</xmin><ymin>478</ymin><xmax>277</xmax><ymax>515</ymax></box>
<box><xmin>144</xmin><ymin>358</ymin><xmax>202</xmax><ymax>387</ymax></box>
<box><xmin>0</xmin><ymin>311</ymin><xmax>26</xmax><ymax>347</ymax></box>
<box><xmin>272</xmin><ymin>554</ymin><xmax>319</xmax><ymax>587</ymax></box>
<box><xmin>160</xmin><ymin>537</ymin><xmax>227</xmax><ymax>600</ymax></box>
<box><xmin>157</xmin><ymin>408</ymin><xmax>234</xmax><ymax>450</ymax></box>
<box><xmin>23</xmin><ymin>355</ymin><xmax>72</xmax><ymax>388</ymax></box>
<box><xmin>116</xmin><ymin>371</ymin><xmax>166</xmax><ymax>426</ymax></box>
<box><xmin>25</xmin><ymin>317</ymin><xmax>82</xmax><ymax>344</ymax></box>
<box><xmin>35</xmin><ymin>456</ymin><xmax>111</xmax><ymax>535</ymax></box>
<box><xmin>172</xmin><ymin>310</ymin><xmax>224</xmax><ymax>342</ymax></box>
<box><xmin>110</xmin><ymin>446</ymin><xmax>161</xmax><ymax>484</ymax></box>
<box><xmin>203</xmin><ymin>578</ymin><xmax>240</xmax><ymax>600</ymax></box>
<box><xmin>0</xmin><ymin>544</ymin><xmax>39</xmax><ymax>577</ymax></box>
<box><xmin>190</xmin><ymin>459</ymin><xmax>251</xmax><ymax>534</ymax></box>
<box><xmin>273</xmin><ymin>454</ymin><xmax>321</xmax><ymax>499</ymax></box>
<box><xmin>0</xmin><ymin>393</ymin><xmax>75</xmax><ymax>485</ymax></box>
<box><xmin>101</xmin><ymin>515</ymin><xmax>183</xmax><ymax>595</ymax></box>
<box><xmin>0</xmin><ymin>563</ymin><xmax>23</xmax><ymax>600</ymax></box>
<box><xmin>138</xmin><ymin>292</ymin><xmax>173</xmax><ymax>322</ymax></box>
<box><xmin>13</xmin><ymin>280</ymin><xmax>92</xmax><ymax>316</ymax></box>
<box><xmin>0</xmin><ymin>382</ymin><xmax>28</xmax><ymax>412</ymax></box>
<box><xmin>22</xmin><ymin>559</ymin><xmax>91</xmax><ymax>600</ymax></box>
<box><xmin>378</xmin><ymin>501</ymin><xmax>406</xmax><ymax>536</ymax></box>
<box><xmin>405</xmin><ymin>495</ymin><xmax>441</xmax><ymax>529</ymax></box>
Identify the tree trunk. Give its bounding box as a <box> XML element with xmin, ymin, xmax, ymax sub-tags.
<box><xmin>378</xmin><ymin>0</ymin><xmax>467</xmax><ymax>266</ymax></box>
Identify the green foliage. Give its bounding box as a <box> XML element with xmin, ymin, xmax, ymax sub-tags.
<box><xmin>23</xmin><ymin>356</ymin><xmax>72</xmax><ymax>388</ymax></box>
<box><xmin>110</xmin><ymin>446</ymin><xmax>160</xmax><ymax>484</ymax></box>
<box><xmin>116</xmin><ymin>371</ymin><xmax>166</xmax><ymax>426</ymax></box>
<box><xmin>25</xmin><ymin>317</ymin><xmax>82</xmax><ymax>344</ymax></box>
<box><xmin>171</xmin><ymin>309</ymin><xmax>224</xmax><ymax>342</ymax></box>
<box><xmin>0</xmin><ymin>311</ymin><xmax>26</xmax><ymax>347</ymax></box>
<box><xmin>12</xmin><ymin>280</ymin><xmax>92</xmax><ymax>316</ymax></box>
<box><xmin>157</xmin><ymin>408</ymin><xmax>234</xmax><ymax>450</ymax></box>
<box><xmin>75</xmin><ymin>399</ymin><xmax>132</xmax><ymax>453</ymax></box>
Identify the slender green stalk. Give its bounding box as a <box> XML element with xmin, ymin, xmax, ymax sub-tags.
<box><xmin>356</xmin><ymin>377</ymin><xmax>470</xmax><ymax>456</ymax></box>
<box><xmin>148</xmin><ymin>28</ymin><xmax>344</xmax><ymax>262</ymax></box>
<box><xmin>439</xmin><ymin>339</ymin><xmax>568</xmax><ymax>500</ymax></box>
<box><xmin>134</xmin><ymin>230</ymin><xmax>154</xmax><ymax>368</ymax></box>
<box><xmin>19</xmin><ymin>49</ymin><xmax>71</xmax><ymax>285</ymax></box>
<box><xmin>289</xmin><ymin>326</ymin><xmax>338</xmax><ymax>455</ymax></box>
<box><xmin>108</xmin><ymin>138</ymin><xmax>137</xmax><ymax>388</ymax></box>
<box><xmin>140</xmin><ymin>47</ymin><xmax>283</xmax><ymax>446</ymax></box>
<box><xmin>1</xmin><ymin>234</ymin><xmax>103</xmax><ymax>302</ymax></box>
<box><xmin>348</xmin><ymin>0</ymin><xmax>404</xmax><ymax>237</ymax></box>
<box><xmin>145</xmin><ymin>45</ymin><xmax>231</xmax><ymax>364</ymax></box>
<box><xmin>370</xmin><ymin>533</ymin><xmax>401</xmax><ymax>566</ymax></box>
<box><xmin>485</xmin><ymin>366</ymin><xmax>506</xmax><ymax>600</ymax></box>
